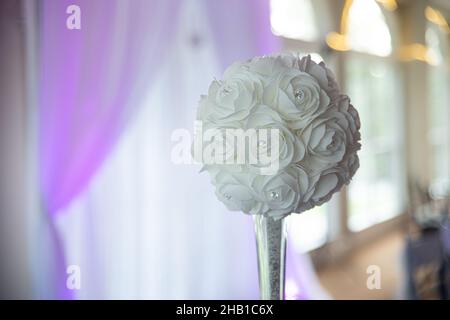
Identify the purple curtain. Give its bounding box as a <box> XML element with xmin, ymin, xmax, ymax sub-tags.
<box><xmin>39</xmin><ymin>0</ymin><xmax>181</xmax><ymax>215</ymax></box>
<box><xmin>38</xmin><ymin>0</ymin><xmax>181</xmax><ymax>298</ymax></box>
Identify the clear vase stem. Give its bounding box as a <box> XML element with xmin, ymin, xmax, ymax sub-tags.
<box><xmin>253</xmin><ymin>215</ymin><xmax>287</xmax><ymax>300</ymax></box>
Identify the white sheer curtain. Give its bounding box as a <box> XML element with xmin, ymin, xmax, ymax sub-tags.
<box><xmin>35</xmin><ymin>0</ymin><xmax>182</xmax><ymax>299</ymax></box>
<box><xmin>55</xmin><ymin>0</ymin><xmax>329</xmax><ymax>299</ymax></box>
<box><xmin>56</xmin><ymin>0</ymin><xmax>260</xmax><ymax>299</ymax></box>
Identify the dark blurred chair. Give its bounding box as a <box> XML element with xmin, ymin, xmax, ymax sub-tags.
<box><xmin>404</xmin><ymin>178</ymin><xmax>450</xmax><ymax>299</ymax></box>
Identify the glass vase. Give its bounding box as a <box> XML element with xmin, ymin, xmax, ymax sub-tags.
<box><xmin>253</xmin><ymin>215</ymin><xmax>287</xmax><ymax>300</ymax></box>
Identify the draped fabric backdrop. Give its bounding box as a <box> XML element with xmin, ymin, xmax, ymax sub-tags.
<box><xmin>39</xmin><ymin>0</ymin><xmax>181</xmax><ymax>215</ymax></box>
<box><xmin>36</xmin><ymin>0</ymin><xmax>329</xmax><ymax>299</ymax></box>
<box><xmin>38</xmin><ymin>0</ymin><xmax>182</xmax><ymax>298</ymax></box>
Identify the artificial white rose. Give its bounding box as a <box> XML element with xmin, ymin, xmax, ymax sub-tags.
<box><xmin>310</xmin><ymin>169</ymin><xmax>342</xmax><ymax>205</ymax></box>
<box><xmin>198</xmin><ymin>67</ymin><xmax>264</xmax><ymax>123</ymax></box>
<box><xmin>328</xmin><ymin>95</ymin><xmax>361</xmax><ymax>182</ymax></box>
<box><xmin>336</xmin><ymin>96</ymin><xmax>361</xmax><ymax>147</ymax></box>
<box><xmin>341</xmin><ymin>153</ymin><xmax>360</xmax><ymax>182</ymax></box>
<box><xmin>248</xmin><ymin>165</ymin><xmax>311</xmax><ymax>219</ymax></box>
<box><xmin>211</xmin><ymin>170</ymin><xmax>257</xmax><ymax>213</ymax></box>
<box><xmin>300</xmin><ymin>94</ymin><xmax>361</xmax><ymax>173</ymax></box>
<box><xmin>298</xmin><ymin>55</ymin><xmax>340</xmax><ymax>101</ymax></box>
<box><xmin>297</xmin><ymin>117</ymin><xmax>346</xmax><ymax>173</ymax></box>
<box><xmin>263</xmin><ymin>68</ymin><xmax>330</xmax><ymax>128</ymax></box>
<box><xmin>201</xmin><ymin>125</ymin><xmax>238</xmax><ymax>166</ymax></box>
<box><xmin>245</xmin><ymin>105</ymin><xmax>305</xmax><ymax>174</ymax></box>
<box><xmin>245</xmin><ymin>55</ymin><xmax>291</xmax><ymax>80</ymax></box>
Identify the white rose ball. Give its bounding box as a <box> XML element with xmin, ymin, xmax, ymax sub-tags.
<box><xmin>196</xmin><ymin>53</ymin><xmax>361</xmax><ymax>219</ymax></box>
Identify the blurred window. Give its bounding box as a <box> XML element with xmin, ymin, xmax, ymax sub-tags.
<box><xmin>346</xmin><ymin>0</ymin><xmax>403</xmax><ymax>231</ymax></box>
<box><xmin>270</xmin><ymin>0</ymin><xmax>318</xmax><ymax>41</ymax></box>
<box><xmin>346</xmin><ymin>57</ymin><xmax>404</xmax><ymax>231</ymax></box>
<box><xmin>290</xmin><ymin>204</ymin><xmax>328</xmax><ymax>253</ymax></box>
<box><xmin>271</xmin><ymin>0</ymin><xmax>405</xmax><ymax>245</ymax></box>
<box><xmin>348</xmin><ymin>0</ymin><xmax>392</xmax><ymax>57</ymax></box>
<box><xmin>426</xmin><ymin>24</ymin><xmax>450</xmax><ymax>197</ymax></box>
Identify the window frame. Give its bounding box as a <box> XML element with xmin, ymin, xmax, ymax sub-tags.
<box><xmin>343</xmin><ymin>49</ymin><xmax>407</xmax><ymax>232</ymax></box>
<box><xmin>426</xmin><ymin>22</ymin><xmax>450</xmax><ymax>196</ymax></box>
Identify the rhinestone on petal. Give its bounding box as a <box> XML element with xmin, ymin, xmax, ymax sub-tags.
<box><xmin>221</xmin><ymin>85</ymin><xmax>232</xmax><ymax>95</ymax></box>
<box><xmin>270</xmin><ymin>191</ymin><xmax>279</xmax><ymax>200</ymax></box>
<box><xmin>294</xmin><ymin>89</ymin><xmax>305</xmax><ymax>101</ymax></box>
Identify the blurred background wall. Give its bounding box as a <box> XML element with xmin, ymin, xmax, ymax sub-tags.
<box><xmin>0</xmin><ymin>1</ymin><xmax>32</xmax><ymax>299</ymax></box>
<box><xmin>0</xmin><ymin>0</ymin><xmax>449</xmax><ymax>299</ymax></box>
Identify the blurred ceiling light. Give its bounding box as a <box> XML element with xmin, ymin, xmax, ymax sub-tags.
<box><xmin>349</xmin><ymin>0</ymin><xmax>392</xmax><ymax>56</ymax></box>
<box><xmin>397</xmin><ymin>43</ymin><xmax>437</xmax><ymax>65</ymax></box>
<box><xmin>326</xmin><ymin>32</ymin><xmax>351</xmax><ymax>51</ymax></box>
<box><xmin>375</xmin><ymin>0</ymin><xmax>397</xmax><ymax>11</ymax></box>
<box><xmin>270</xmin><ymin>0</ymin><xmax>319</xmax><ymax>41</ymax></box>
<box><xmin>327</xmin><ymin>0</ymin><xmax>392</xmax><ymax>56</ymax></box>
<box><xmin>425</xmin><ymin>6</ymin><xmax>450</xmax><ymax>34</ymax></box>
<box><xmin>398</xmin><ymin>24</ymin><xmax>443</xmax><ymax>65</ymax></box>
<box><xmin>326</xmin><ymin>0</ymin><xmax>352</xmax><ymax>51</ymax></box>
